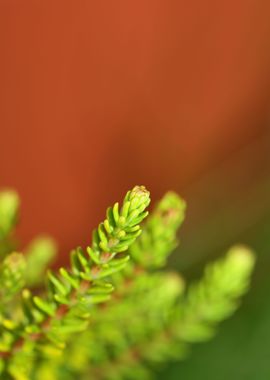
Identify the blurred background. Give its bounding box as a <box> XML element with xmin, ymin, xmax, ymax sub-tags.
<box><xmin>1</xmin><ymin>1</ymin><xmax>270</xmax><ymax>378</ymax></box>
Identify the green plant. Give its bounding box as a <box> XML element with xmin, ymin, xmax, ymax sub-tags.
<box><xmin>0</xmin><ymin>186</ymin><xmax>255</xmax><ymax>379</ymax></box>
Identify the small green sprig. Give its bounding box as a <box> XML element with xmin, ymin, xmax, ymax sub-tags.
<box><xmin>177</xmin><ymin>245</ymin><xmax>255</xmax><ymax>342</ymax></box>
<box><xmin>129</xmin><ymin>191</ymin><xmax>186</xmax><ymax>269</ymax></box>
<box><xmin>0</xmin><ymin>190</ymin><xmax>19</xmax><ymax>258</ymax></box>
<box><xmin>0</xmin><ymin>186</ymin><xmax>150</xmax><ymax>378</ymax></box>
<box><xmin>0</xmin><ymin>190</ymin><xmax>19</xmax><ymax>240</ymax></box>
<box><xmin>110</xmin><ymin>192</ymin><xmax>186</xmax><ymax>292</ymax></box>
<box><xmin>24</xmin><ymin>237</ymin><xmax>57</xmax><ymax>287</ymax></box>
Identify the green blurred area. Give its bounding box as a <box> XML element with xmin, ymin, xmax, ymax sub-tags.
<box><xmin>158</xmin><ymin>221</ymin><xmax>270</xmax><ymax>379</ymax></box>
<box><xmin>156</xmin><ymin>137</ymin><xmax>270</xmax><ymax>379</ymax></box>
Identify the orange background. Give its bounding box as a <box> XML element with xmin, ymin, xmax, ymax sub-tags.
<box><xmin>0</xmin><ymin>1</ymin><xmax>270</xmax><ymax>258</ymax></box>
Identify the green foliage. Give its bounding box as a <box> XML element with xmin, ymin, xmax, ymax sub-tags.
<box><xmin>177</xmin><ymin>246</ymin><xmax>255</xmax><ymax>343</ymax></box>
<box><xmin>0</xmin><ymin>253</ymin><xmax>26</xmax><ymax>308</ymax></box>
<box><xmin>0</xmin><ymin>190</ymin><xmax>19</xmax><ymax>258</ymax></box>
<box><xmin>129</xmin><ymin>191</ymin><xmax>186</xmax><ymax>268</ymax></box>
<box><xmin>0</xmin><ymin>190</ymin><xmax>19</xmax><ymax>240</ymax></box>
<box><xmin>0</xmin><ymin>186</ymin><xmax>255</xmax><ymax>380</ymax></box>
<box><xmin>24</xmin><ymin>237</ymin><xmax>57</xmax><ymax>287</ymax></box>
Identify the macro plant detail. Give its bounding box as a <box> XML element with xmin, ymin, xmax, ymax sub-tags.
<box><xmin>0</xmin><ymin>186</ymin><xmax>255</xmax><ymax>379</ymax></box>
